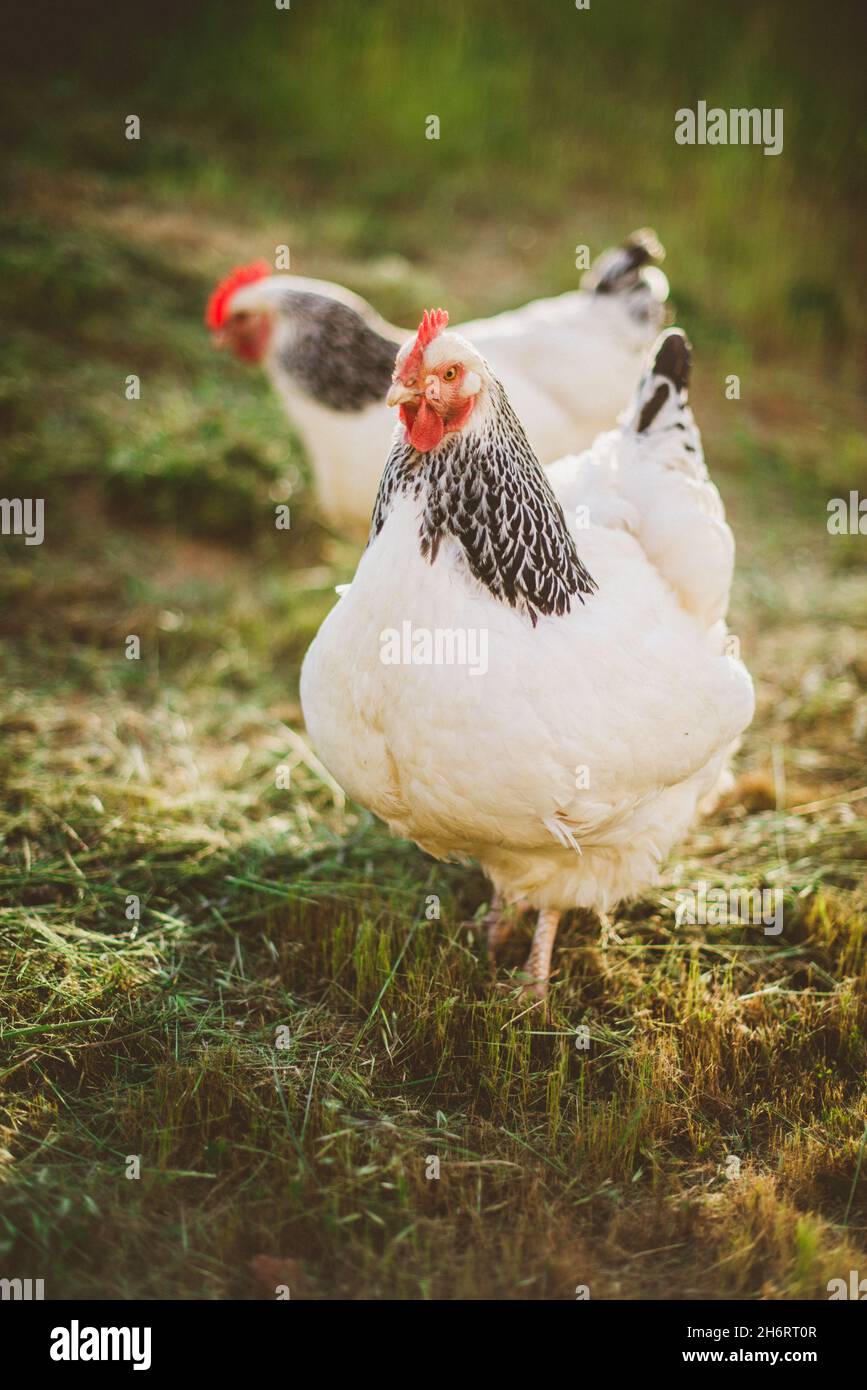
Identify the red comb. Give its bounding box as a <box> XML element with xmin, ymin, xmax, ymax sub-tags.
<box><xmin>417</xmin><ymin>306</ymin><xmax>449</xmax><ymax>346</ymax></box>
<box><xmin>403</xmin><ymin>307</ymin><xmax>449</xmax><ymax>377</ymax></box>
<box><xmin>206</xmin><ymin>260</ymin><xmax>270</xmax><ymax>330</ymax></box>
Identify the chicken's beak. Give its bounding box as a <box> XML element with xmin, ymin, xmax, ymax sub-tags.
<box><xmin>386</xmin><ymin>380</ymin><xmax>420</xmax><ymax>408</ymax></box>
<box><xmin>211</xmin><ymin>330</ymin><xmax>229</xmax><ymax>350</ymax></box>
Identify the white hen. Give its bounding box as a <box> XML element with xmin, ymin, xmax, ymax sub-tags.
<box><xmin>208</xmin><ymin>231</ymin><xmax>669</xmax><ymax>536</ymax></box>
<box><xmin>300</xmin><ymin>314</ymin><xmax>754</xmax><ymax>997</ymax></box>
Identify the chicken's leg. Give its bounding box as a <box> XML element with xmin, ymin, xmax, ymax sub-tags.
<box><xmin>478</xmin><ymin>893</ymin><xmax>531</xmax><ymax>964</ymax></box>
<box><xmin>519</xmin><ymin>910</ymin><xmax>561</xmax><ymax>1000</ymax></box>
<box><xmin>479</xmin><ymin>893</ymin><xmax>510</xmax><ymax>962</ymax></box>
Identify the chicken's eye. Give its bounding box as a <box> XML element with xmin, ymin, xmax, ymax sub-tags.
<box><xmin>234</xmin><ymin>311</ymin><xmax>250</xmax><ymax>324</ymax></box>
<box><xmin>442</xmin><ymin>366</ymin><xmax>459</xmax><ymax>382</ymax></box>
<box><xmin>404</xmin><ymin>377</ymin><xmax>416</xmax><ymax>388</ymax></box>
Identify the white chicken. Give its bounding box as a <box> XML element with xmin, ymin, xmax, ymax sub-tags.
<box><xmin>300</xmin><ymin>311</ymin><xmax>754</xmax><ymax>998</ymax></box>
<box><xmin>207</xmin><ymin>231</ymin><xmax>669</xmax><ymax>536</ymax></box>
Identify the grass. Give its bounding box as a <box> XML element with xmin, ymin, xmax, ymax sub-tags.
<box><xmin>1</xmin><ymin>0</ymin><xmax>866</xmax><ymax>1300</ymax></box>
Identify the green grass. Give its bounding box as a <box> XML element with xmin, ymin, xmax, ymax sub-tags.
<box><xmin>1</xmin><ymin>0</ymin><xmax>866</xmax><ymax>1299</ymax></box>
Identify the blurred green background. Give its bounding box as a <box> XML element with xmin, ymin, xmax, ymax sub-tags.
<box><xmin>1</xmin><ymin>0</ymin><xmax>865</xmax><ymax>541</ymax></box>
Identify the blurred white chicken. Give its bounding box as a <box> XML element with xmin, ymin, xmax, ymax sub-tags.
<box><xmin>207</xmin><ymin>231</ymin><xmax>669</xmax><ymax>536</ymax></box>
<box><xmin>300</xmin><ymin>313</ymin><xmax>753</xmax><ymax>998</ymax></box>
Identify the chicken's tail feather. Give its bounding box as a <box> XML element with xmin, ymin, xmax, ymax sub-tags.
<box><xmin>617</xmin><ymin>329</ymin><xmax>736</xmax><ymax>626</ymax></box>
<box><xmin>625</xmin><ymin>328</ymin><xmax>693</xmax><ymax>436</ymax></box>
<box><xmin>582</xmin><ymin>228</ymin><xmax>670</xmax><ymax>325</ymax></box>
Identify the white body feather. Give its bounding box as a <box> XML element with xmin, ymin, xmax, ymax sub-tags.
<box><xmin>300</xmin><ymin>366</ymin><xmax>754</xmax><ymax>914</ymax></box>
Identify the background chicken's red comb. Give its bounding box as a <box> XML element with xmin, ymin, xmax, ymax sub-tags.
<box><xmin>206</xmin><ymin>261</ymin><xmax>271</xmax><ymax>329</ymax></box>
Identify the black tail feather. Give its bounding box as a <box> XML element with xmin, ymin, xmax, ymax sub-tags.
<box><xmin>583</xmin><ymin>227</ymin><xmax>667</xmax><ymax>297</ymax></box>
<box><xmin>651</xmin><ymin>328</ymin><xmax>691</xmax><ymax>392</ymax></box>
<box><xmin>628</xmin><ymin>328</ymin><xmax>692</xmax><ymax>435</ymax></box>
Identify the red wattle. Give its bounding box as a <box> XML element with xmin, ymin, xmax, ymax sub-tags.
<box><xmin>410</xmin><ymin>400</ymin><xmax>445</xmax><ymax>452</ymax></box>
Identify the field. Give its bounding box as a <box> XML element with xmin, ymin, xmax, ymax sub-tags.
<box><xmin>1</xmin><ymin>0</ymin><xmax>866</xmax><ymax>1299</ymax></box>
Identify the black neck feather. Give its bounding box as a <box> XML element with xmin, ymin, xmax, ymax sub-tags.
<box><xmin>276</xmin><ymin>291</ymin><xmax>398</xmax><ymax>411</ymax></box>
<box><xmin>370</xmin><ymin>381</ymin><xmax>596</xmax><ymax>624</ymax></box>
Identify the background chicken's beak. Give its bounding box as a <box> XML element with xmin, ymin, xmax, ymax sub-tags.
<box><xmin>386</xmin><ymin>381</ymin><xmax>419</xmax><ymax>407</ymax></box>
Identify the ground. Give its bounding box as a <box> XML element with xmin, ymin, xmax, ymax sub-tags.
<box><xmin>0</xmin><ymin>0</ymin><xmax>865</xmax><ymax>1300</ymax></box>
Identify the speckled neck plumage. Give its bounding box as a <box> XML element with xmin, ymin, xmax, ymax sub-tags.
<box><xmin>371</xmin><ymin>379</ymin><xmax>597</xmax><ymax>624</ymax></box>
<box><xmin>276</xmin><ymin>291</ymin><xmax>398</xmax><ymax>411</ymax></box>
